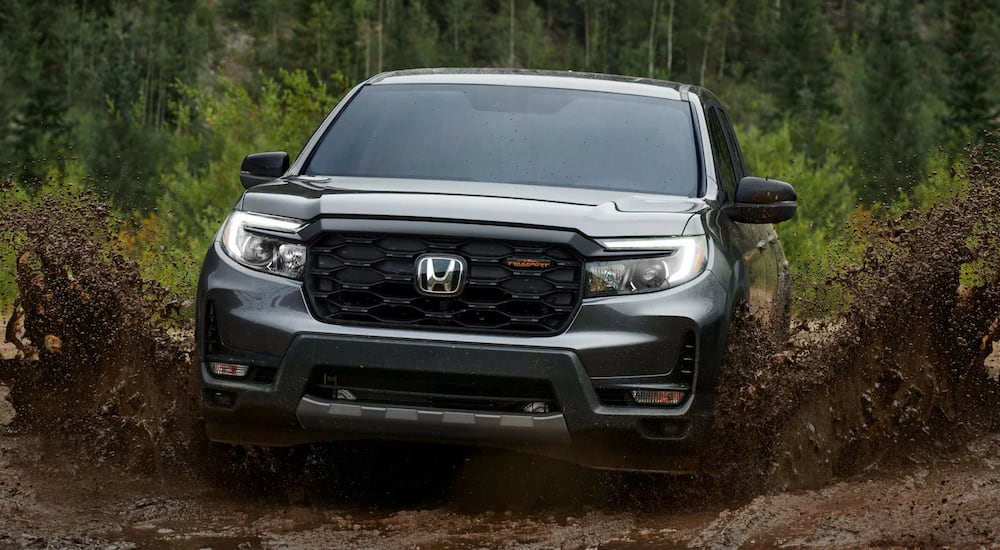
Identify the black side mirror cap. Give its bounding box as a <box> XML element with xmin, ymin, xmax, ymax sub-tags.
<box><xmin>240</xmin><ymin>151</ymin><xmax>290</xmax><ymax>189</ymax></box>
<box><xmin>724</xmin><ymin>176</ymin><xmax>798</xmax><ymax>224</ymax></box>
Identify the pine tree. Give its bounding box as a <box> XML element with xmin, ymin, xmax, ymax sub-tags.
<box><xmin>401</xmin><ymin>0</ymin><xmax>442</xmax><ymax>68</ymax></box>
<box><xmin>942</xmin><ymin>0</ymin><xmax>999</xmax><ymax>144</ymax></box>
<box><xmin>764</xmin><ymin>0</ymin><xmax>836</xmax><ymax>116</ymax></box>
<box><xmin>851</xmin><ymin>0</ymin><xmax>930</xmax><ymax>202</ymax></box>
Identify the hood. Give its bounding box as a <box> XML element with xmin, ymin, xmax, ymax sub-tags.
<box><xmin>238</xmin><ymin>176</ymin><xmax>707</xmax><ymax>237</ymax></box>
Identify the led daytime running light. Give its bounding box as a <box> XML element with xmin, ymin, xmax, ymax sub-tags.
<box><xmin>220</xmin><ymin>211</ymin><xmax>307</xmax><ymax>279</ymax></box>
<box><xmin>584</xmin><ymin>236</ymin><xmax>707</xmax><ymax>297</ymax></box>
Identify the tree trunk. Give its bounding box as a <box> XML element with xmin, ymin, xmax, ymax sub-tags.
<box><xmin>364</xmin><ymin>25</ymin><xmax>371</xmax><ymax>77</ymax></box>
<box><xmin>666</xmin><ymin>0</ymin><xmax>675</xmax><ymax>77</ymax></box>
<box><xmin>377</xmin><ymin>0</ymin><xmax>383</xmax><ymax>73</ymax></box>
<box><xmin>509</xmin><ymin>0</ymin><xmax>516</xmax><ymax>66</ymax></box>
<box><xmin>452</xmin><ymin>0</ymin><xmax>460</xmax><ymax>54</ymax></box>
<box><xmin>700</xmin><ymin>39</ymin><xmax>710</xmax><ymax>86</ymax></box>
<box><xmin>142</xmin><ymin>57</ymin><xmax>152</xmax><ymax>127</ymax></box>
<box><xmin>271</xmin><ymin>7</ymin><xmax>278</xmax><ymax>68</ymax></box>
<box><xmin>363</xmin><ymin>14</ymin><xmax>371</xmax><ymax>77</ymax></box>
<box><xmin>700</xmin><ymin>11</ymin><xmax>716</xmax><ymax>87</ymax></box>
<box><xmin>584</xmin><ymin>0</ymin><xmax>591</xmax><ymax>69</ymax></box>
<box><xmin>717</xmin><ymin>25</ymin><xmax>727</xmax><ymax>79</ymax></box>
<box><xmin>648</xmin><ymin>0</ymin><xmax>659</xmax><ymax>78</ymax></box>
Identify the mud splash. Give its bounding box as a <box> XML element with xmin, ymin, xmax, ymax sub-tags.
<box><xmin>0</xmin><ymin>144</ymin><xmax>999</xmax><ymax>501</ymax></box>
<box><xmin>0</xmin><ymin>190</ymin><xmax>202</xmax><ymax>473</ymax></box>
<box><xmin>706</xmin><ymin>142</ymin><xmax>1000</xmax><ymax>495</ymax></box>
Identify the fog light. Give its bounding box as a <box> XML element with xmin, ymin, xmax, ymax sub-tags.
<box><xmin>210</xmin><ymin>362</ymin><xmax>249</xmax><ymax>377</ymax></box>
<box><xmin>335</xmin><ymin>389</ymin><xmax>357</xmax><ymax>401</ymax></box>
<box><xmin>631</xmin><ymin>390</ymin><xmax>685</xmax><ymax>406</ymax></box>
<box><xmin>523</xmin><ymin>401</ymin><xmax>550</xmax><ymax>413</ymax></box>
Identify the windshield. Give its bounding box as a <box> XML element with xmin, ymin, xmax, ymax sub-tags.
<box><xmin>304</xmin><ymin>83</ymin><xmax>700</xmax><ymax>196</ymax></box>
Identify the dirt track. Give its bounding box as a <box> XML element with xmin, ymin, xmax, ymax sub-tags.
<box><xmin>1</xmin><ymin>416</ymin><xmax>1000</xmax><ymax>549</ymax></box>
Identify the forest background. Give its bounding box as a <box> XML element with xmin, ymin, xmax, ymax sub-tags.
<box><xmin>1</xmin><ymin>0</ymin><xmax>998</xmax><ymax>314</ymax></box>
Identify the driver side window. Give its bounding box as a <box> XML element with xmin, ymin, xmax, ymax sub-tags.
<box><xmin>706</xmin><ymin>106</ymin><xmax>737</xmax><ymax>200</ymax></box>
<box><xmin>717</xmin><ymin>108</ymin><xmax>747</xmax><ymax>180</ymax></box>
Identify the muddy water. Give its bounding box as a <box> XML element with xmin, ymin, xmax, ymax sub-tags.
<box><xmin>2</xmin><ymin>425</ymin><xmax>1000</xmax><ymax>548</ymax></box>
<box><xmin>1</xmin><ymin>144</ymin><xmax>1000</xmax><ymax>547</ymax></box>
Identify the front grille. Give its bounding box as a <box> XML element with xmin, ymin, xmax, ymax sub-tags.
<box><xmin>305</xmin><ymin>233</ymin><xmax>583</xmax><ymax>334</ymax></box>
<box><xmin>306</xmin><ymin>367</ymin><xmax>560</xmax><ymax>413</ymax></box>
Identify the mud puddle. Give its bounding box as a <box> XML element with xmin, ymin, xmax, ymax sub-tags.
<box><xmin>2</xmin><ymin>428</ymin><xmax>1000</xmax><ymax>548</ymax></box>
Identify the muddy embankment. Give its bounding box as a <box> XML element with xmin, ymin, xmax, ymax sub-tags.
<box><xmin>706</xmin><ymin>144</ymin><xmax>1000</xmax><ymax>494</ymax></box>
<box><xmin>1</xmin><ymin>142</ymin><xmax>1000</xmax><ymax>504</ymax></box>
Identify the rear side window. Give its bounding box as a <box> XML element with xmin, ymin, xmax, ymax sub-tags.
<box><xmin>305</xmin><ymin>83</ymin><xmax>700</xmax><ymax>197</ymax></box>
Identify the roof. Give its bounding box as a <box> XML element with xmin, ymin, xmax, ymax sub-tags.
<box><xmin>368</xmin><ymin>68</ymin><xmax>694</xmax><ymax>101</ymax></box>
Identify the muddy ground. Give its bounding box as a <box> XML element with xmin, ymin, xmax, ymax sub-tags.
<box><xmin>1</xmin><ymin>411</ymin><xmax>1000</xmax><ymax>549</ymax></box>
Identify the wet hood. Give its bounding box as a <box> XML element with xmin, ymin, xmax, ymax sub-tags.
<box><xmin>238</xmin><ymin>176</ymin><xmax>707</xmax><ymax>237</ymax></box>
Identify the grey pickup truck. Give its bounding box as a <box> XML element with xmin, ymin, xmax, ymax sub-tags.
<box><xmin>196</xmin><ymin>68</ymin><xmax>796</xmax><ymax>472</ymax></box>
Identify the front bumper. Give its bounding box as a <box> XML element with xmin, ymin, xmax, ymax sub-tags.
<box><xmin>198</xmin><ymin>242</ymin><xmax>731</xmax><ymax>472</ymax></box>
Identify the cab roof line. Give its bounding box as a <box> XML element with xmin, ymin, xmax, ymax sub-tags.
<box><xmin>369</xmin><ymin>68</ymin><xmax>686</xmax><ymax>89</ymax></box>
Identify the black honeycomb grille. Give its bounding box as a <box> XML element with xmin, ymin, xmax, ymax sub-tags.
<box><xmin>305</xmin><ymin>233</ymin><xmax>583</xmax><ymax>334</ymax></box>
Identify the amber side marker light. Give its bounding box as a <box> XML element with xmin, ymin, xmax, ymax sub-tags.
<box><xmin>210</xmin><ymin>362</ymin><xmax>249</xmax><ymax>377</ymax></box>
<box><xmin>631</xmin><ymin>390</ymin><xmax>685</xmax><ymax>406</ymax></box>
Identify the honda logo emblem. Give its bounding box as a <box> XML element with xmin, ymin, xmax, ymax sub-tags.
<box><xmin>415</xmin><ymin>254</ymin><xmax>466</xmax><ymax>296</ymax></box>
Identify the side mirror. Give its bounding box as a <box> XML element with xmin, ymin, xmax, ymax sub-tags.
<box><xmin>724</xmin><ymin>176</ymin><xmax>797</xmax><ymax>224</ymax></box>
<box><xmin>240</xmin><ymin>151</ymin><xmax>289</xmax><ymax>189</ymax></box>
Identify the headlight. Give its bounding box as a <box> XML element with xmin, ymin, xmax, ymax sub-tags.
<box><xmin>220</xmin><ymin>211</ymin><xmax>307</xmax><ymax>279</ymax></box>
<box><xmin>585</xmin><ymin>236</ymin><xmax>708</xmax><ymax>297</ymax></box>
